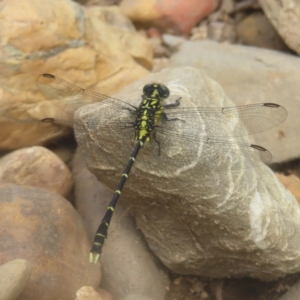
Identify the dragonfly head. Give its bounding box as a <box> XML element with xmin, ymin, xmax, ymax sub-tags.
<box><xmin>143</xmin><ymin>83</ymin><xmax>170</xmax><ymax>99</ymax></box>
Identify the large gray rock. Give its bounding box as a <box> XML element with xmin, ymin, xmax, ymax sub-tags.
<box><xmin>74</xmin><ymin>67</ymin><xmax>299</xmax><ymax>280</ymax></box>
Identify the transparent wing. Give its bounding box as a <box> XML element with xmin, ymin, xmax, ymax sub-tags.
<box><xmin>36</xmin><ymin>73</ymin><xmax>137</xmax><ymax>117</ymax></box>
<box><xmin>37</xmin><ymin>118</ymin><xmax>75</xmax><ymax>144</ymax></box>
<box><xmin>162</xmin><ymin>102</ymin><xmax>287</xmax><ymax>137</ymax></box>
<box><xmin>141</xmin><ymin>131</ymin><xmax>272</xmax><ymax>174</ymax></box>
<box><xmin>36</xmin><ymin>73</ymin><xmax>138</xmax><ymax>157</ymax></box>
<box><xmin>140</xmin><ymin>111</ymin><xmax>274</xmax><ymax>172</ymax></box>
<box><xmin>36</xmin><ymin>74</ymin><xmax>285</xmax><ymax>172</ymax></box>
<box><xmin>37</xmin><ymin>111</ymin><xmax>138</xmax><ymax>164</ymax></box>
<box><xmin>37</xmin><ymin>74</ymin><xmax>287</xmax><ymax>139</ymax></box>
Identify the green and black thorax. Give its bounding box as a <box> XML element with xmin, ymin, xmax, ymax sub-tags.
<box><xmin>133</xmin><ymin>83</ymin><xmax>170</xmax><ymax>145</ymax></box>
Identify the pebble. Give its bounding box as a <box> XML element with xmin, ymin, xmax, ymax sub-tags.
<box><xmin>0</xmin><ymin>259</ymin><xmax>32</xmax><ymax>300</ymax></box>
<box><xmin>75</xmin><ymin>286</ymin><xmax>103</xmax><ymax>300</ymax></box>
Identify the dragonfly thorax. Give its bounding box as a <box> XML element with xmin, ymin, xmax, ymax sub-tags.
<box><xmin>134</xmin><ymin>83</ymin><xmax>170</xmax><ymax>144</ymax></box>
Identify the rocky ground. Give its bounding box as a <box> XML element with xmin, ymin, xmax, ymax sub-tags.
<box><xmin>1</xmin><ymin>0</ymin><xmax>300</xmax><ymax>299</ymax></box>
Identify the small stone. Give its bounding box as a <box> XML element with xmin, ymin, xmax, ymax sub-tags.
<box><xmin>0</xmin><ymin>259</ymin><xmax>32</xmax><ymax>300</ymax></box>
<box><xmin>173</xmin><ymin>277</ymin><xmax>183</xmax><ymax>285</ymax></box>
<box><xmin>162</xmin><ymin>34</ymin><xmax>186</xmax><ymax>49</ymax></box>
<box><xmin>190</xmin><ymin>22</ymin><xmax>208</xmax><ymax>40</ymax></box>
<box><xmin>219</xmin><ymin>0</ymin><xmax>235</xmax><ymax>14</ymax></box>
<box><xmin>207</xmin><ymin>21</ymin><xmax>236</xmax><ymax>43</ymax></box>
<box><xmin>75</xmin><ymin>286</ymin><xmax>103</xmax><ymax>300</ymax></box>
<box><xmin>236</xmin><ymin>12</ymin><xmax>289</xmax><ymax>51</ymax></box>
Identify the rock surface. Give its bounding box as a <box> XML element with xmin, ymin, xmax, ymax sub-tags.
<box><xmin>75</xmin><ymin>67</ymin><xmax>299</xmax><ymax>279</ymax></box>
<box><xmin>0</xmin><ymin>146</ymin><xmax>73</xmax><ymax>198</ymax></box>
<box><xmin>0</xmin><ymin>0</ymin><xmax>151</xmax><ymax>150</ymax></box>
<box><xmin>72</xmin><ymin>152</ymin><xmax>168</xmax><ymax>300</ymax></box>
<box><xmin>169</xmin><ymin>40</ymin><xmax>300</xmax><ymax>163</ymax></box>
<box><xmin>0</xmin><ymin>183</ymin><xmax>100</xmax><ymax>300</ymax></box>
<box><xmin>0</xmin><ymin>259</ymin><xmax>32</xmax><ymax>300</ymax></box>
<box><xmin>259</xmin><ymin>0</ymin><xmax>300</xmax><ymax>55</ymax></box>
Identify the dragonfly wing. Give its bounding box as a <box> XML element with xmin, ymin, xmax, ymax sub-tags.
<box><xmin>163</xmin><ymin>103</ymin><xmax>287</xmax><ymax>137</ymax></box>
<box><xmin>142</xmin><ymin>127</ymin><xmax>272</xmax><ymax>173</ymax></box>
<box><xmin>73</xmin><ymin>102</ymin><xmax>138</xmax><ymax>168</ymax></box>
<box><xmin>37</xmin><ymin>117</ymin><xmax>75</xmax><ymax>145</ymax></box>
<box><xmin>37</xmin><ymin>74</ymin><xmax>138</xmax><ymax>117</ymax></box>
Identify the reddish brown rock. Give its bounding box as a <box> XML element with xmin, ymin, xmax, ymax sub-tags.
<box><xmin>0</xmin><ymin>183</ymin><xmax>101</xmax><ymax>300</ymax></box>
<box><xmin>121</xmin><ymin>0</ymin><xmax>220</xmax><ymax>34</ymax></box>
<box><xmin>0</xmin><ymin>0</ymin><xmax>151</xmax><ymax>150</ymax></box>
<box><xmin>0</xmin><ymin>146</ymin><xmax>73</xmax><ymax>198</ymax></box>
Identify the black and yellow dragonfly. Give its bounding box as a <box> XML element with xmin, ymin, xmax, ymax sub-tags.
<box><xmin>37</xmin><ymin>73</ymin><xmax>287</xmax><ymax>263</ymax></box>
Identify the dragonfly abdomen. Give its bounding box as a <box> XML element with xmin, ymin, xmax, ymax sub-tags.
<box><xmin>89</xmin><ymin>83</ymin><xmax>170</xmax><ymax>262</ymax></box>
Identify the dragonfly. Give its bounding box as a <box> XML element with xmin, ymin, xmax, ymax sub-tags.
<box><xmin>36</xmin><ymin>73</ymin><xmax>287</xmax><ymax>263</ymax></box>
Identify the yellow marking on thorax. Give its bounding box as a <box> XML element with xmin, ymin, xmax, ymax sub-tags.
<box><xmin>137</xmin><ymin>92</ymin><xmax>164</xmax><ymax>142</ymax></box>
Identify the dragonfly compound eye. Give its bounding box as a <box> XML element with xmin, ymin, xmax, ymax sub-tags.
<box><xmin>158</xmin><ymin>85</ymin><xmax>170</xmax><ymax>99</ymax></box>
<box><xmin>143</xmin><ymin>84</ymin><xmax>154</xmax><ymax>96</ymax></box>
